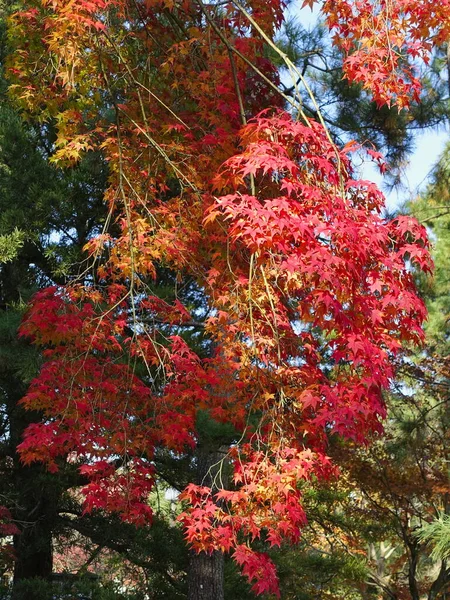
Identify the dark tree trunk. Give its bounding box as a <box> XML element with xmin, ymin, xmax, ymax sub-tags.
<box><xmin>406</xmin><ymin>538</ymin><xmax>420</xmax><ymax>600</ymax></box>
<box><xmin>13</xmin><ymin>511</ymin><xmax>53</xmax><ymax>581</ymax></box>
<box><xmin>188</xmin><ymin>550</ymin><xmax>224</xmax><ymax>600</ymax></box>
<box><xmin>187</xmin><ymin>446</ymin><xmax>227</xmax><ymax>600</ymax></box>
<box><xmin>7</xmin><ymin>389</ymin><xmax>57</xmax><ymax>600</ymax></box>
<box><xmin>428</xmin><ymin>561</ymin><xmax>450</xmax><ymax>600</ymax></box>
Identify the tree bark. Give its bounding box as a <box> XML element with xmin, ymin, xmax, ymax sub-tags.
<box><xmin>7</xmin><ymin>388</ymin><xmax>57</xmax><ymax>600</ymax></box>
<box><xmin>187</xmin><ymin>446</ymin><xmax>227</xmax><ymax>600</ymax></box>
<box><xmin>12</xmin><ymin>510</ymin><xmax>53</xmax><ymax>581</ymax></box>
<box><xmin>428</xmin><ymin>561</ymin><xmax>450</xmax><ymax>600</ymax></box>
<box><xmin>406</xmin><ymin>538</ymin><xmax>420</xmax><ymax>600</ymax></box>
<box><xmin>188</xmin><ymin>549</ymin><xmax>224</xmax><ymax>600</ymax></box>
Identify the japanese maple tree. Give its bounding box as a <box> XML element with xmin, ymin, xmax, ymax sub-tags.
<box><xmin>6</xmin><ymin>0</ymin><xmax>444</xmax><ymax>595</ymax></box>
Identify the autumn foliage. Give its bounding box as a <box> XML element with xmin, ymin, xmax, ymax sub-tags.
<box><xmin>6</xmin><ymin>0</ymin><xmax>444</xmax><ymax>594</ymax></box>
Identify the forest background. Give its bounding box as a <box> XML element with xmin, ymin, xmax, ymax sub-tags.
<box><xmin>0</xmin><ymin>0</ymin><xmax>448</xmax><ymax>599</ymax></box>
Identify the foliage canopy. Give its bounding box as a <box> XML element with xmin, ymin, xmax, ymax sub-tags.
<box><xmin>5</xmin><ymin>0</ymin><xmax>448</xmax><ymax>594</ymax></box>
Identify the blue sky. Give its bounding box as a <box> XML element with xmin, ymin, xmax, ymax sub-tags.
<box><xmin>359</xmin><ymin>129</ymin><xmax>449</xmax><ymax>212</ymax></box>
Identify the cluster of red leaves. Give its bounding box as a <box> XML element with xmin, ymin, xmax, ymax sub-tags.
<box><xmin>17</xmin><ymin>110</ymin><xmax>432</xmax><ymax>593</ymax></box>
<box><xmin>317</xmin><ymin>0</ymin><xmax>450</xmax><ymax>108</ymax></box>
<box><xmin>206</xmin><ymin>111</ymin><xmax>431</xmax><ymax>440</ymax></box>
<box><xmin>179</xmin><ymin>448</ymin><xmax>334</xmax><ymax>596</ymax></box>
<box><xmin>8</xmin><ymin>0</ymin><xmax>437</xmax><ymax>594</ymax></box>
<box><xmin>0</xmin><ymin>506</ymin><xmax>19</xmax><ymax>537</ymax></box>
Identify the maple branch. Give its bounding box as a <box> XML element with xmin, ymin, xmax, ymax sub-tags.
<box><xmin>227</xmin><ymin>47</ymin><xmax>247</xmax><ymax>126</ymax></box>
<box><xmin>97</xmin><ymin>30</ymin><xmax>199</xmax><ymax>195</ymax></box>
<box><xmin>225</xmin><ymin>46</ymin><xmax>257</xmax><ymax>197</ymax></box>
<box><xmin>100</xmin><ymin>14</ymin><xmax>190</xmax><ymax>131</ymax></box>
<box><xmin>231</xmin><ymin>0</ymin><xmax>347</xmax><ymax>185</ymax></box>
<box><xmin>194</xmin><ymin>0</ymin><xmax>299</xmax><ymax>112</ymax></box>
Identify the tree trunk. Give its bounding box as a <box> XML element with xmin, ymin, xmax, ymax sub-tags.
<box><xmin>8</xmin><ymin>391</ymin><xmax>56</xmax><ymax>600</ymax></box>
<box><xmin>10</xmin><ymin>461</ymin><xmax>56</xmax><ymax>599</ymax></box>
<box><xmin>188</xmin><ymin>550</ymin><xmax>224</xmax><ymax>600</ymax></box>
<box><xmin>13</xmin><ymin>513</ymin><xmax>53</xmax><ymax>581</ymax></box>
<box><xmin>406</xmin><ymin>539</ymin><xmax>420</xmax><ymax>600</ymax></box>
<box><xmin>187</xmin><ymin>446</ymin><xmax>227</xmax><ymax>600</ymax></box>
<box><xmin>428</xmin><ymin>561</ymin><xmax>450</xmax><ymax>600</ymax></box>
